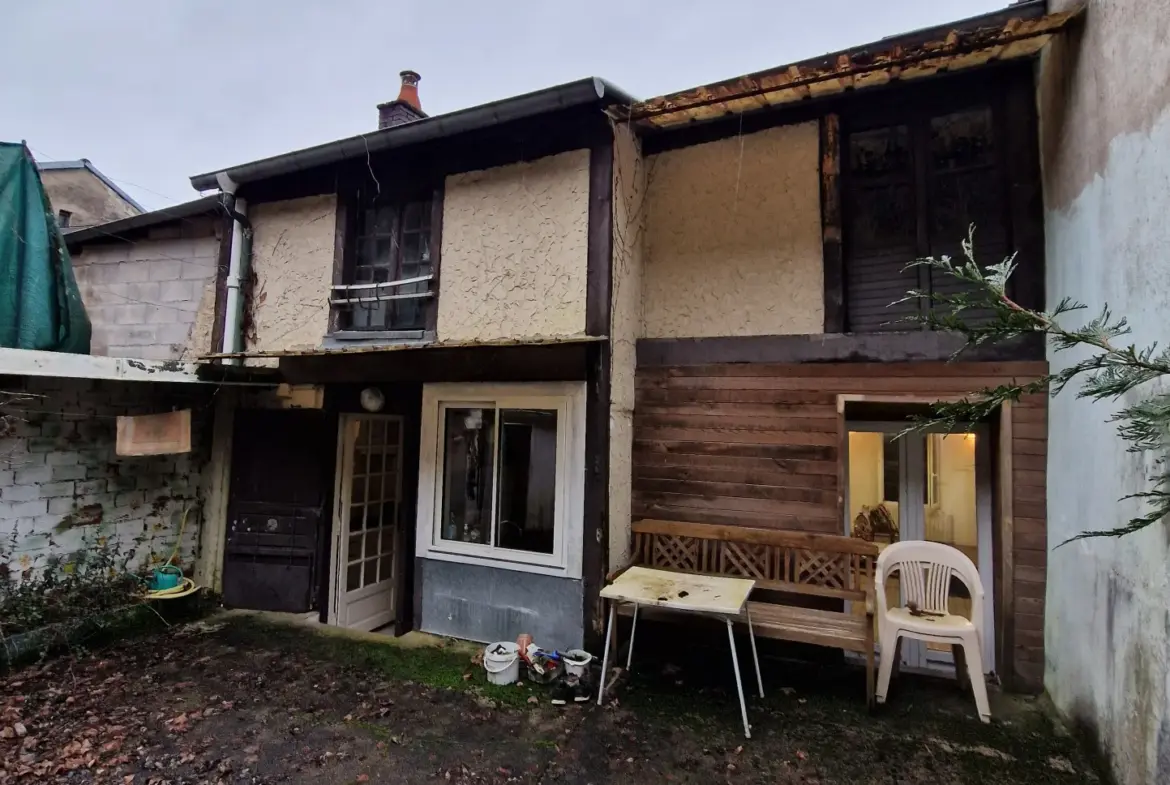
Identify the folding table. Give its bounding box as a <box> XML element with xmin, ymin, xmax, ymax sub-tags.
<box><xmin>596</xmin><ymin>566</ymin><xmax>764</xmax><ymax>738</ymax></box>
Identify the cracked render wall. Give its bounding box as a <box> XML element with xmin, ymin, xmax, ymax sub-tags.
<box><xmin>245</xmin><ymin>195</ymin><xmax>337</xmax><ymax>364</ymax></box>
<box><xmin>1</xmin><ymin>378</ymin><xmax>211</xmax><ymax>580</ymax></box>
<box><xmin>436</xmin><ymin>150</ymin><xmax>590</xmax><ymax>342</ymax></box>
<box><xmin>608</xmin><ymin>127</ymin><xmax>645</xmax><ymax>570</ymax></box>
<box><xmin>1039</xmin><ymin>1</ymin><xmax>1170</xmax><ymax>783</ymax></box>
<box><xmin>641</xmin><ymin>122</ymin><xmax>823</xmax><ymax>338</ymax></box>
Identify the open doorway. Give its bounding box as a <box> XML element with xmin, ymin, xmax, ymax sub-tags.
<box><xmin>845</xmin><ymin>423</ymin><xmax>994</xmax><ymax>674</ymax></box>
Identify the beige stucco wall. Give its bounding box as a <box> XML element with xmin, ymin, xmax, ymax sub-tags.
<box><xmin>436</xmin><ymin>150</ymin><xmax>590</xmax><ymax>342</ymax></box>
<box><xmin>641</xmin><ymin>122</ymin><xmax>823</xmax><ymax>338</ymax></box>
<box><xmin>41</xmin><ymin>169</ymin><xmax>140</xmax><ymax>228</ymax></box>
<box><xmin>246</xmin><ymin>195</ymin><xmax>336</xmax><ymax>360</ymax></box>
<box><xmin>608</xmin><ymin>126</ymin><xmax>646</xmax><ymax>570</ymax></box>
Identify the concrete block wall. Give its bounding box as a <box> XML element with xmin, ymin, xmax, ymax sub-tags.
<box><xmin>72</xmin><ymin>217</ymin><xmax>221</xmax><ymax>361</ymax></box>
<box><xmin>0</xmin><ymin>377</ymin><xmax>212</xmax><ymax>579</ymax></box>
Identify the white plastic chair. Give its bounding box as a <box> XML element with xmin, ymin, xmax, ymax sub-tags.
<box><xmin>875</xmin><ymin>540</ymin><xmax>991</xmax><ymax>722</ymax></box>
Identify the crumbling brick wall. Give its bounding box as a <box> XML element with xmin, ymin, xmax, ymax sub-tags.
<box><xmin>0</xmin><ymin>377</ymin><xmax>213</xmax><ymax>578</ymax></box>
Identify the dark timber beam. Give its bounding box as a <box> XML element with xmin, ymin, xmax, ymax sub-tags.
<box><xmin>637</xmin><ymin>332</ymin><xmax>1045</xmax><ymax>367</ymax></box>
<box><xmin>582</xmin><ymin>140</ymin><xmax>614</xmax><ymax>651</ymax></box>
<box><xmin>820</xmin><ymin>113</ymin><xmax>845</xmax><ymax>333</ymax></box>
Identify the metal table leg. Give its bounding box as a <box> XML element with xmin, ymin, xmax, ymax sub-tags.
<box><xmin>627</xmin><ymin>604</ymin><xmax>639</xmax><ymax>669</ymax></box>
<box><xmin>746</xmin><ymin>606</ymin><xmax>764</xmax><ymax>698</ymax></box>
<box><xmin>725</xmin><ymin>618</ymin><xmax>752</xmax><ymax>739</ymax></box>
<box><xmin>596</xmin><ymin>602</ymin><xmax>617</xmax><ymax>706</ymax></box>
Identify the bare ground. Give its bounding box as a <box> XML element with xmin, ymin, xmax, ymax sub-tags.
<box><xmin>0</xmin><ymin>614</ymin><xmax>1098</xmax><ymax>784</ymax></box>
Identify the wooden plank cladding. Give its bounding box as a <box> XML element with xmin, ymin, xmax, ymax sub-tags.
<box><xmin>632</xmin><ymin>358</ymin><xmax>1049</xmax><ymax>691</ymax></box>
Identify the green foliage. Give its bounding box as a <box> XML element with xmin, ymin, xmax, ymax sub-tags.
<box><xmin>0</xmin><ymin>528</ymin><xmax>149</xmax><ymax>662</ymax></box>
<box><xmin>897</xmin><ymin>227</ymin><xmax>1170</xmax><ymax>543</ymax></box>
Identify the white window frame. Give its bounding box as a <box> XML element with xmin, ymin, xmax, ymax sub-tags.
<box><xmin>416</xmin><ymin>382</ymin><xmax>585</xmax><ymax>579</ymax></box>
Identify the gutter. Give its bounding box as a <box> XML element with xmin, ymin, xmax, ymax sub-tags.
<box><xmin>63</xmin><ymin>195</ymin><xmax>221</xmax><ymax>248</ymax></box>
<box><xmin>190</xmin><ymin>77</ymin><xmax>636</xmax><ymax>191</ymax></box>
<box><xmin>216</xmin><ymin>174</ymin><xmax>252</xmax><ymax>366</ymax></box>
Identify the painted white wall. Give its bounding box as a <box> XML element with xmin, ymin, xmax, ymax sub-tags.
<box><xmin>1041</xmin><ymin>4</ymin><xmax>1170</xmax><ymax>778</ymax></box>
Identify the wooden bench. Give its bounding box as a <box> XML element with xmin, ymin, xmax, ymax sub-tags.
<box><xmin>628</xmin><ymin>519</ymin><xmax>880</xmax><ymax>706</ymax></box>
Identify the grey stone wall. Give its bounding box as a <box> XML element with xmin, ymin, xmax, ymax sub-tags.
<box><xmin>0</xmin><ymin>377</ymin><xmax>212</xmax><ymax>578</ymax></box>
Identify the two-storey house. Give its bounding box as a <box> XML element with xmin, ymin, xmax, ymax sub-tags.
<box><xmin>191</xmin><ymin>3</ymin><xmax>1076</xmax><ymax>694</ymax></box>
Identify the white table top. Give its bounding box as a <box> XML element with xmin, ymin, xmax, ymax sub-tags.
<box><xmin>600</xmin><ymin>566</ymin><xmax>755</xmax><ymax>616</ymax></box>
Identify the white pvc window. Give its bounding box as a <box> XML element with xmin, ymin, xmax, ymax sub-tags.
<box><xmin>416</xmin><ymin>383</ymin><xmax>585</xmax><ymax>578</ymax></box>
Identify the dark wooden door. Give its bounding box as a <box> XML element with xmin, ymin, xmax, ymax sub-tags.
<box><xmin>222</xmin><ymin>409</ymin><xmax>333</xmax><ymax>612</ymax></box>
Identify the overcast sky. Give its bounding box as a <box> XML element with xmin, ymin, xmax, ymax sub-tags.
<box><xmin>3</xmin><ymin>0</ymin><xmax>1003</xmax><ymax>211</ymax></box>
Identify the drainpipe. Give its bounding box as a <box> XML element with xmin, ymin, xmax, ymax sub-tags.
<box><xmin>216</xmin><ymin>172</ymin><xmax>252</xmax><ymax>366</ymax></box>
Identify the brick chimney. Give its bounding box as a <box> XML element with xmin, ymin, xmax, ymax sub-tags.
<box><xmin>378</xmin><ymin>70</ymin><xmax>427</xmax><ymax>129</ymax></box>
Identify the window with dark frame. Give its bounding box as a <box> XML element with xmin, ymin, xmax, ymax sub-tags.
<box><xmin>333</xmin><ymin>191</ymin><xmax>437</xmax><ymax>333</ymax></box>
<box><xmin>843</xmin><ymin>104</ymin><xmax>1007</xmax><ymax>333</ymax></box>
<box><xmin>56</xmin><ymin>209</ymin><xmax>72</xmax><ymax>229</ymax></box>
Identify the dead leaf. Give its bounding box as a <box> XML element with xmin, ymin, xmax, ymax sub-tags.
<box><xmin>796</xmin><ymin>750</ymin><xmax>808</xmax><ymax>760</ymax></box>
<box><xmin>14</xmin><ymin>722</ymin><xmax>27</xmax><ymax>737</ymax></box>
<box><xmin>356</xmin><ymin>775</ymin><xmax>370</xmax><ymax>783</ymax></box>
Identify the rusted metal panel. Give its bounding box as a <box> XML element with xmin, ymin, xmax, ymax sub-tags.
<box><xmin>626</xmin><ymin>7</ymin><xmax>1084</xmax><ymax>130</ymax></box>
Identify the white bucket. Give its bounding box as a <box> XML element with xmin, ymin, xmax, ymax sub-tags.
<box><xmin>562</xmin><ymin>648</ymin><xmax>593</xmax><ymax>678</ymax></box>
<box><xmin>483</xmin><ymin>642</ymin><xmax>520</xmax><ymax>685</ymax></box>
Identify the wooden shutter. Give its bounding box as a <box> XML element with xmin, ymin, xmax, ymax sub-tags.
<box><xmin>844</xmin><ymin>125</ymin><xmax>920</xmax><ymax>332</ymax></box>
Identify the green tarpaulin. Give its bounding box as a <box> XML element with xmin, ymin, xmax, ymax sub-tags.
<box><xmin>0</xmin><ymin>142</ymin><xmax>90</xmax><ymax>353</ymax></box>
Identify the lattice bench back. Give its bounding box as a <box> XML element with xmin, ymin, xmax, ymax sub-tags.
<box><xmin>631</xmin><ymin>519</ymin><xmax>879</xmax><ymax>603</ymax></box>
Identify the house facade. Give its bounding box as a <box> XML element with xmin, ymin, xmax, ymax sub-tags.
<box><xmin>189</xmin><ymin>75</ymin><xmax>629</xmax><ymax>644</ymax></box>
<box><xmin>191</xmin><ymin>5</ymin><xmax>1072</xmax><ymax>695</ymax></box>
<box><xmin>37</xmin><ymin>159</ymin><xmax>144</xmax><ymax>230</ymax></box>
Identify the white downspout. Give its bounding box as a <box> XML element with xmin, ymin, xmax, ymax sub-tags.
<box><xmin>217</xmin><ymin>172</ymin><xmax>249</xmax><ymax>366</ymax></box>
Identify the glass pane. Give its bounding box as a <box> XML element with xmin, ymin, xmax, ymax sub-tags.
<box><xmin>348</xmin><ymin>533</ymin><xmax>362</xmax><ymax>562</ymax></box>
<box><xmin>347</xmin><ymin>563</ymin><xmax>361</xmax><ymax>591</ymax></box>
<box><xmin>848</xmin><ymin>431</ymin><xmax>902</xmax><ymax>643</ymax></box>
<box><xmin>930</xmin><ymin>108</ymin><xmax>994</xmax><ymax>172</ymax></box>
<box><xmin>925</xmin><ymin>433</ymin><xmax>979</xmax><ymax>649</ymax></box>
<box><xmin>379</xmin><ymin>554</ymin><xmax>393</xmax><ymax>583</ymax></box>
<box><xmin>364</xmin><ymin>558</ymin><xmax>378</xmax><ymax>586</ymax></box>
<box><xmin>402</xmin><ymin>201</ymin><xmax>423</xmax><ymax>232</ymax></box>
<box><xmin>348</xmin><ymin>505</ymin><xmax>365</xmax><ymax>532</ymax></box>
<box><xmin>365</xmin><ymin>529</ymin><xmax>380</xmax><ymax>557</ymax></box>
<box><xmin>440</xmin><ymin>408</ymin><xmax>496</xmax><ymax>545</ymax></box>
<box><xmin>368</xmin><ymin>474</ymin><xmax>385</xmax><ymax>503</ymax></box>
<box><xmin>350</xmin><ymin>475</ymin><xmax>367</xmax><ymax>504</ymax></box>
<box><xmin>495</xmin><ymin>409</ymin><xmax>557</xmax><ymax>555</ymax></box>
<box><xmin>847</xmin><ymin>432</ymin><xmax>901</xmax><ymax>544</ymax></box>
<box><xmin>401</xmin><ymin>232</ymin><xmax>422</xmax><ymax>265</ymax></box>
<box><xmin>849</xmin><ymin>126</ymin><xmax>911</xmax><ymax>178</ymax></box>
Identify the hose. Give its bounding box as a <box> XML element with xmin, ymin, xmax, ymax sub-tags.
<box><xmin>137</xmin><ymin>504</ymin><xmax>203</xmax><ymax>600</ymax></box>
<box><xmin>145</xmin><ymin>577</ymin><xmax>200</xmax><ymax>600</ymax></box>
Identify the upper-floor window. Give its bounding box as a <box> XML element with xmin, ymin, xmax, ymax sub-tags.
<box><xmin>332</xmin><ymin>189</ymin><xmax>439</xmax><ymax>334</ymax></box>
<box><xmin>843</xmin><ymin>105</ymin><xmax>1006</xmax><ymax>332</ymax></box>
<box><xmin>57</xmin><ymin>209</ymin><xmax>72</xmax><ymax>228</ymax></box>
